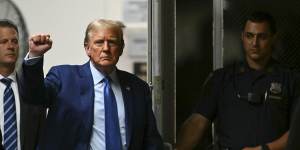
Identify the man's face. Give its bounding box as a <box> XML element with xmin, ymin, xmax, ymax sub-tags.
<box><xmin>241</xmin><ymin>21</ymin><xmax>275</xmax><ymax>63</ymax></box>
<box><xmin>0</xmin><ymin>27</ymin><xmax>19</xmax><ymax>67</ymax></box>
<box><xmin>85</xmin><ymin>27</ymin><xmax>123</xmax><ymax>73</ymax></box>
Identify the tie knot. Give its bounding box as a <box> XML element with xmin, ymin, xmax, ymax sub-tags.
<box><xmin>0</xmin><ymin>78</ymin><xmax>12</xmax><ymax>87</ymax></box>
<box><xmin>103</xmin><ymin>76</ymin><xmax>112</xmax><ymax>83</ymax></box>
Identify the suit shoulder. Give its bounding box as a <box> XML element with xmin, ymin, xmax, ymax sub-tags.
<box><xmin>47</xmin><ymin>64</ymin><xmax>90</xmax><ymax>79</ymax></box>
<box><xmin>49</xmin><ymin>64</ymin><xmax>84</xmax><ymax>73</ymax></box>
<box><xmin>51</xmin><ymin>64</ymin><xmax>81</xmax><ymax>70</ymax></box>
<box><xmin>117</xmin><ymin>70</ymin><xmax>149</xmax><ymax>87</ymax></box>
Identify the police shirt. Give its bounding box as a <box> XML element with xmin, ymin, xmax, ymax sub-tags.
<box><xmin>196</xmin><ymin>59</ymin><xmax>300</xmax><ymax>149</ymax></box>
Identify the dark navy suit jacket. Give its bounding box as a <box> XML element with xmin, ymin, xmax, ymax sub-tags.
<box><xmin>0</xmin><ymin>73</ymin><xmax>46</xmax><ymax>150</ymax></box>
<box><xmin>19</xmin><ymin>59</ymin><xmax>163</xmax><ymax>150</ymax></box>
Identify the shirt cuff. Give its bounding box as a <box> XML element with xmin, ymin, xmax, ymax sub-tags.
<box><xmin>24</xmin><ymin>52</ymin><xmax>42</xmax><ymax>65</ymax></box>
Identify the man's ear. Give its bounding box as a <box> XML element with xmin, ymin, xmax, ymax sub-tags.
<box><xmin>119</xmin><ymin>49</ymin><xmax>123</xmax><ymax>56</ymax></box>
<box><xmin>241</xmin><ymin>32</ymin><xmax>244</xmax><ymax>40</ymax></box>
<box><xmin>84</xmin><ymin>43</ymin><xmax>91</xmax><ymax>57</ymax></box>
<box><xmin>119</xmin><ymin>39</ymin><xmax>124</xmax><ymax>56</ymax></box>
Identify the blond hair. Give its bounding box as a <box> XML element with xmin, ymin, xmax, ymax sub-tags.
<box><xmin>84</xmin><ymin>19</ymin><xmax>125</xmax><ymax>47</ymax></box>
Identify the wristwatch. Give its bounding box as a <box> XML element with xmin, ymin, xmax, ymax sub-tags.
<box><xmin>261</xmin><ymin>144</ymin><xmax>270</xmax><ymax>150</ymax></box>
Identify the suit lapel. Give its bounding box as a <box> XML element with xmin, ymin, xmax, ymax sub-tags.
<box><xmin>19</xmin><ymin>95</ymin><xmax>25</xmax><ymax>149</ymax></box>
<box><xmin>117</xmin><ymin>70</ymin><xmax>134</xmax><ymax>147</ymax></box>
<box><xmin>16</xmin><ymin>72</ymin><xmax>25</xmax><ymax>148</ymax></box>
<box><xmin>77</xmin><ymin>65</ymin><xmax>135</xmax><ymax>145</ymax></box>
<box><xmin>78</xmin><ymin>62</ymin><xmax>95</xmax><ymax>142</ymax></box>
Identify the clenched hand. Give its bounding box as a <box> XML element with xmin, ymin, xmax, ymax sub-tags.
<box><xmin>29</xmin><ymin>34</ymin><xmax>52</xmax><ymax>57</ymax></box>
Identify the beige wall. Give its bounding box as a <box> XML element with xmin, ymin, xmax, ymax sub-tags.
<box><xmin>12</xmin><ymin>0</ymin><xmax>137</xmax><ymax>73</ymax></box>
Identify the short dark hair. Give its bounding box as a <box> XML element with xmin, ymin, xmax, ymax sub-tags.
<box><xmin>243</xmin><ymin>11</ymin><xmax>276</xmax><ymax>34</ymax></box>
<box><xmin>0</xmin><ymin>19</ymin><xmax>19</xmax><ymax>33</ymax></box>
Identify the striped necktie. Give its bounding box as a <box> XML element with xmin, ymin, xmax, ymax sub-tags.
<box><xmin>103</xmin><ymin>77</ymin><xmax>122</xmax><ymax>150</ymax></box>
<box><xmin>1</xmin><ymin>78</ymin><xmax>17</xmax><ymax>150</ymax></box>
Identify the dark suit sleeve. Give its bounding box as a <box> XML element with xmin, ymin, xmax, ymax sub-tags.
<box><xmin>143</xmin><ymin>85</ymin><xmax>164</xmax><ymax>150</ymax></box>
<box><xmin>19</xmin><ymin>58</ymin><xmax>59</xmax><ymax>107</ymax></box>
<box><xmin>0</xmin><ymin>129</ymin><xmax>3</xmax><ymax>150</ymax></box>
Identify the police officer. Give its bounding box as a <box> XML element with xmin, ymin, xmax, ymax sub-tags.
<box><xmin>176</xmin><ymin>11</ymin><xmax>300</xmax><ymax>150</ymax></box>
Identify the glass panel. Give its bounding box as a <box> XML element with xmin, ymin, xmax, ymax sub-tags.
<box><xmin>176</xmin><ymin>0</ymin><xmax>213</xmax><ymax>149</ymax></box>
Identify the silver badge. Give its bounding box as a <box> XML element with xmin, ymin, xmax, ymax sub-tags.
<box><xmin>270</xmin><ymin>82</ymin><xmax>282</xmax><ymax>94</ymax></box>
<box><xmin>126</xmin><ymin>86</ymin><xmax>131</xmax><ymax>91</ymax></box>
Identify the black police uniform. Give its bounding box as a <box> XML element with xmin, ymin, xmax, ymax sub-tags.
<box><xmin>196</xmin><ymin>59</ymin><xmax>300</xmax><ymax>150</ymax></box>
<box><xmin>286</xmin><ymin>100</ymin><xmax>300</xmax><ymax>150</ymax></box>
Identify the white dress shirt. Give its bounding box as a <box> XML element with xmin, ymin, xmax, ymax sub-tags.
<box><xmin>89</xmin><ymin>62</ymin><xmax>127</xmax><ymax>150</ymax></box>
<box><xmin>0</xmin><ymin>72</ymin><xmax>21</xmax><ymax>150</ymax></box>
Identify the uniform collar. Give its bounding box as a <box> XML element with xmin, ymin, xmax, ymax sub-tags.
<box><xmin>235</xmin><ymin>57</ymin><xmax>280</xmax><ymax>74</ymax></box>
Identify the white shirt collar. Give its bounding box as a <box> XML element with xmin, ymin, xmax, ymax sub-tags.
<box><xmin>0</xmin><ymin>71</ymin><xmax>17</xmax><ymax>83</ymax></box>
<box><xmin>89</xmin><ymin>61</ymin><xmax>118</xmax><ymax>85</ymax></box>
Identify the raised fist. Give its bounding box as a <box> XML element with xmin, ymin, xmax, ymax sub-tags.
<box><xmin>29</xmin><ymin>34</ymin><xmax>52</xmax><ymax>57</ymax></box>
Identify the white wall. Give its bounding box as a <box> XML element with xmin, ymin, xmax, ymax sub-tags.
<box><xmin>12</xmin><ymin>0</ymin><xmax>136</xmax><ymax>73</ymax></box>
